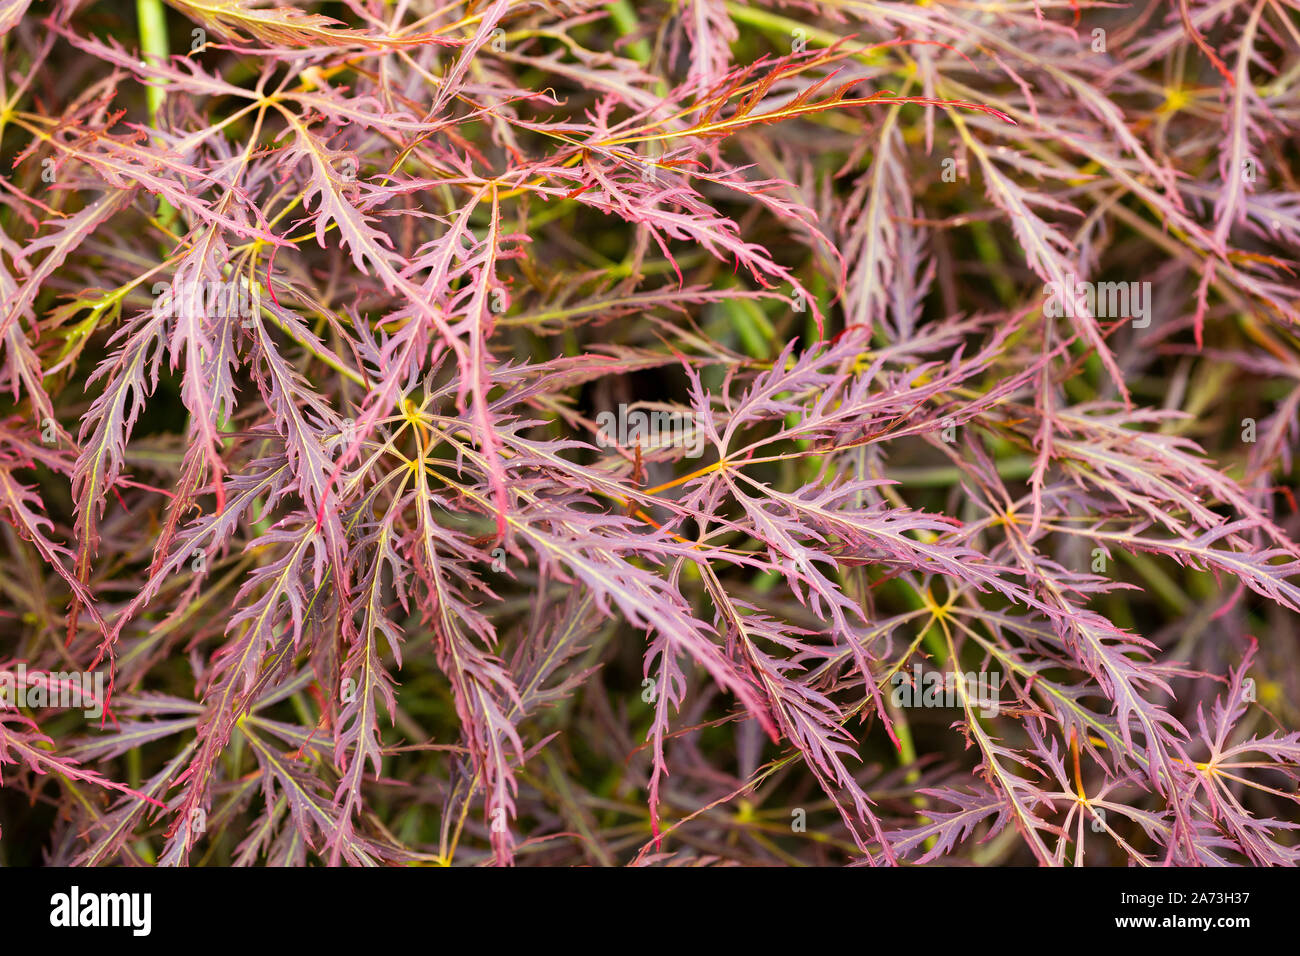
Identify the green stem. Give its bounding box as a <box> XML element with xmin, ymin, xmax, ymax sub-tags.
<box><xmin>137</xmin><ymin>0</ymin><xmax>178</xmax><ymax>236</ymax></box>
<box><xmin>606</xmin><ymin>0</ymin><xmax>652</xmax><ymax>66</ymax></box>
<box><xmin>724</xmin><ymin>2</ymin><xmax>892</xmax><ymax>69</ymax></box>
<box><xmin>136</xmin><ymin>0</ymin><xmax>170</xmax><ymax>123</ymax></box>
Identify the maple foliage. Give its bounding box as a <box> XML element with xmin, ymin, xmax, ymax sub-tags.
<box><xmin>0</xmin><ymin>0</ymin><xmax>1297</xmax><ymax>866</ymax></box>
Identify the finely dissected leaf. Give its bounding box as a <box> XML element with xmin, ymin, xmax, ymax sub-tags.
<box><xmin>0</xmin><ymin>0</ymin><xmax>31</xmax><ymax>37</ymax></box>
<box><xmin>2</xmin><ymin>0</ymin><xmax>1299</xmax><ymax>871</ymax></box>
<box><xmin>163</xmin><ymin>0</ymin><xmax>459</xmax><ymax>50</ymax></box>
